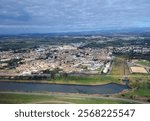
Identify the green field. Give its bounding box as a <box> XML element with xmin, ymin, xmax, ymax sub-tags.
<box><xmin>50</xmin><ymin>75</ymin><xmax>121</xmax><ymax>85</ymax></box>
<box><xmin>0</xmin><ymin>93</ymin><xmax>135</xmax><ymax>104</ymax></box>
<box><xmin>136</xmin><ymin>60</ymin><xmax>150</xmax><ymax>67</ymax></box>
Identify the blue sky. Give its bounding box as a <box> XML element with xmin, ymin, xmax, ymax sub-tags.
<box><xmin>0</xmin><ymin>0</ymin><xmax>150</xmax><ymax>34</ymax></box>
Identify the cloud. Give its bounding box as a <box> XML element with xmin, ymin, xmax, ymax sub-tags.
<box><xmin>0</xmin><ymin>0</ymin><xmax>150</xmax><ymax>33</ymax></box>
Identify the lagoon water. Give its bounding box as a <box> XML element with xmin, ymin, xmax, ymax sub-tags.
<box><xmin>0</xmin><ymin>82</ymin><xmax>129</xmax><ymax>94</ymax></box>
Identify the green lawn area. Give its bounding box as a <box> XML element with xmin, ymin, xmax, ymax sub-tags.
<box><xmin>0</xmin><ymin>93</ymin><xmax>56</xmax><ymax>104</ymax></box>
<box><xmin>136</xmin><ymin>60</ymin><xmax>150</xmax><ymax>67</ymax></box>
<box><xmin>49</xmin><ymin>75</ymin><xmax>121</xmax><ymax>85</ymax></box>
<box><xmin>0</xmin><ymin>93</ymin><xmax>133</xmax><ymax>104</ymax></box>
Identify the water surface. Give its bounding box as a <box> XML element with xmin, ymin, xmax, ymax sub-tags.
<box><xmin>0</xmin><ymin>82</ymin><xmax>129</xmax><ymax>94</ymax></box>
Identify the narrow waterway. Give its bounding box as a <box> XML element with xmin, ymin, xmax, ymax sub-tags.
<box><xmin>0</xmin><ymin>82</ymin><xmax>129</xmax><ymax>94</ymax></box>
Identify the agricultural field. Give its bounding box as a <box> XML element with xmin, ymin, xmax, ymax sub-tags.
<box><xmin>111</xmin><ymin>57</ymin><xmax>129</xmax><ymax>76</ymax></box>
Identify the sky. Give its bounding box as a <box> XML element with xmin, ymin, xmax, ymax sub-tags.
<box><xmin>0</xmin><ymin>0</ymin><xmax>150</xmax><ymax>34</ymax></box>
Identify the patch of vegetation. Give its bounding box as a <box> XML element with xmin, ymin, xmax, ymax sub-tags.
<box><xmin>0</xmin><ymin>93</ymin><xmax>132</xmax><ymax>104</ymax></box>
<box><xmin>121</xmin><ymin>81</ymin><xmax>150</xmax><ymax>101</ymax></box>
<box><xmin>0</xmin><ymin>93</ymin><xmax>56</xmax><ymax>104</ymax></box>
<box><xmin>62</xmin><ymin>98</ymin><xmax>131</xmax><ymax>104</ymax></box>
<box><xmin>111</xmin><ymin>57</ymin><xmax>129</xmax><ymax>75</ymax></box>
<box><xmin>49</xmin><ymin>75</ymin><xmax>121</xmax><ymax>85</ymax></box>
<box><xmin>128</xmin><ymin>74</ymin><xmax>150</xmax><ymax>83</ymax></box>
<box><xmin>136</xmin><ymin>60</ymin><xmax>150</xmax><ymax>67</ymax></box>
